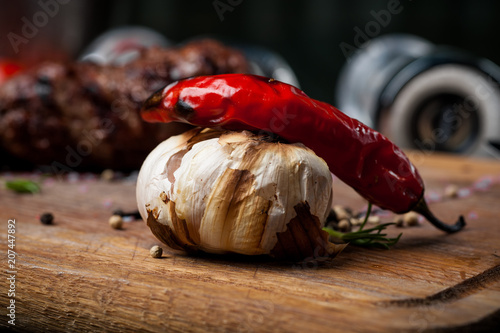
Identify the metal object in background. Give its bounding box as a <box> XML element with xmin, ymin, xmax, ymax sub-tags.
<box><xmin>336</xmin><ymin>34</ymin><xmax>500</xmax><ymax>158</ymax></box>
<box><xmin>236</xmin><ymin>44</ymin><xmax>300</xmax><ymax>88</ymax></box>
<box><xmin>79</xmin><ymin>26</ymin><xmax>171</xmax><ymax>65</ymax></box>
<box><xmin>178</xmin><ymin>34</ymin><xmax>300</xmax><ymax>87</ymax></box>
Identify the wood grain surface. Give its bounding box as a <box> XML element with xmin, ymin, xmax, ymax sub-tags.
<box><xmin>1</xmin><ymin>152</ymin><xmax>500</xmax><ymax>332</ymax></box>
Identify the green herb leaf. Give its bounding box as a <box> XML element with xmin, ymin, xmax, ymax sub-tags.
<box><xmin>323</xmin><ymin>202</ymin><xmax>402</xmax><ymax>249</ymax></box>
<box><xmin>5</xmin><ymin>179</ymin><xmax>40</xmax><ymax>194</ymax></box>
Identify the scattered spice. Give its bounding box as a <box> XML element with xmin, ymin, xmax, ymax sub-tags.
<box><xmin>349</xmin><ymin>217</ymin><xmax>360</xmax><ymax>226</ymax></box>
<box><xmin>109</xmin><ymin>215</ymin><xmax>123</xmax><ymax>229</ymax></box>
<box><xmin>40</xmin><ymin>212</ymin><xmax>54</xmax><ymax>225</ymax></box>
<box><xmin>150</xmin><ymin>245</ymin><xmax>163</xmax><ymax>258</ymax></box>
<box><xmin>444</xmin><ymin>184</ymin><xmax>459</xmax><ymax>199</ymax></box>
<box><xmin>395</xmin><ymin>215</ymin><xmax>405</xmax><ymax>228</ymax></box>
<box><xmin>367</xmin><ymin>216</ymin><xmax>381</xmax><ymax>224</ymax></box>
<box><xmin>352</xmin><ymin>215</ymin><xmax>381</xmax><ymax>225</ymax></box>
<box><xmin>5</xmin><ymin>179</ymin><xmax>40</xmax><ymax>194</ymax></box>
<box><xmin>394</xmin><ymin>212</ymin><xmax>420</xmax><ymax>227</ymax></box>
<box><xmin>337</xmin><ymin>219</ymin><xmax>352</xmax><ymax>232</ymax></box>
<box><xmin>324</xmin><ymin>203</ymin><xmax>402</xmax><ymax>249</ymax></box>
<box><xmin>404</xmin><ymin>212</ymin><xmax>420</xmax><ymax>227</ymax></box>
<box><xmin>332</xmin><ymin>205</ymin><xmax>351</xmax><ymax>221</ymax></box>
<box><xmin>100</xmin><ymin>169</ymin><xmax>115</xmax><ymax>182</ymax></box>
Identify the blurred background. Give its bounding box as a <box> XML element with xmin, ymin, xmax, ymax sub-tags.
<box><xmin>1</xmin><ymin>0</ymin><xmax>500</xmax><ymax>158</ymax></box>
<box><xmin>2</xmin><ymin>0</ymin><xmax>499</xmax><ymax>103</ymax></box>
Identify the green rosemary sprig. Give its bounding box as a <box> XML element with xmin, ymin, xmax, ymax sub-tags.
<box><xmin>5</xmin><ymin>179</ymin><xmax>40</xmax><ymax>194</ymax></box>
<box><xmin>323</xmin><ymin>203</ymin><xmax>402</xmax><ymax>249</ymax></box>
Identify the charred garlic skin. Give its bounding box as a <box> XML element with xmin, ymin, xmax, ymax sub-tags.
<box><xmin>136</xmin><ymin>128</ymin><xmax>342</xmax><ymax>259</ymax></box>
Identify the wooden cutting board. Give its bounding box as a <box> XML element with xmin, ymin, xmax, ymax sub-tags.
<box><xmin>1</xmin><ymin>152</ymin><xmax>499</xmax><ymax>332</ymax></box>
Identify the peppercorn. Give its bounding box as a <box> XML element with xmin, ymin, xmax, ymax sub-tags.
<box><xmin>333</xmin><ymin>205</ymin><xmax>351</xmax><ymax>221</ymax></box>
<box><xmin>40</xmin><ymin>212</ymin><xmax>54</xmax><ymax>225</ymax></box>
<box><xmin>395</xmin><ymin>215</ymin><xmax>405</xmax><ymax>228</ymax></box>
<box><xmin>444</xmin><ymin>184</ymin><xmax>459</xmax><ymax>199</ymax></box>
<box><xmin>404</xmin><ymin>212</ymin><xmax>420</xmax><ymax>227</ymax></box>
<box><xmin>367</xmin><ymin>216</ymin><xmax>381</xmax><ymax>224</ymax></box>
<box><xmin>101</xmin><ymin>169</ymin><xmax>115</xmax><ymax>182</ymax></box>
<box><xmin>109</xmin><ymin>215</ymin><xmax>123</xmax><ymax>229</ymax></box>
<box><xmin>337</xmin><ymin>219</ymin><xmax>352</xmax><ymax>232</ymax></box>
<box><xmin>150</xmin><ymin>245</ymin><xmax>163</xmax><ymax>258</ymax></box>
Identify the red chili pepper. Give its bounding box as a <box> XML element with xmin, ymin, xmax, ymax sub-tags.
<box><xmin>142</xmin><ymin>74</ymin><xmax>465</xmax><ymax>233</ymax></box>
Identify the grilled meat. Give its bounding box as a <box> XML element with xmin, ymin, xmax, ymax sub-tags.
<box><xmin>0</xmin><ymin>39</ymin><xmax>249</xmax><ymax>170</ymax></box>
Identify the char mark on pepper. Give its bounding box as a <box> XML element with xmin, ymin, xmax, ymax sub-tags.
<box><xmin>142</xmin><ymin>87</ymin><xmax>165</xmax><ymax>114</ymax></box>
<box><xmin>174</xmin><ymin>99</ymin><xmax>195</xmax><ymax>120</ymax></box>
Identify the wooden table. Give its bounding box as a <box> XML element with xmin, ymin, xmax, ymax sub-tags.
<box><xmin>1</xmin><ymin>153</ymin><xmax>499</xmax><ymax>332</ymax></box>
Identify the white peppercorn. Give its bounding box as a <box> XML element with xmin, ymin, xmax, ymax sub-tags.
<box><xmin>150</xmin><ymin>245</ymin><xmax>163</xmax><ymax>258</ymax></box>
<box><xmin>109</xmin><ymin>215</ymin><xmax>123</xmax><ymax>229</ymax></box>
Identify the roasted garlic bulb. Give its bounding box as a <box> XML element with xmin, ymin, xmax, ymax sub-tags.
<box><xmin>136</xmin><ymin>128</ymin><xmax>342</xmax><ymax>260</ymax></box>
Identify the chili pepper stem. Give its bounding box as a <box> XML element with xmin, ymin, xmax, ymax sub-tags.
<box><xmin>413</xmin><ymin>197</ymin><xmax>466</xmax><ymax>233</ymax></box>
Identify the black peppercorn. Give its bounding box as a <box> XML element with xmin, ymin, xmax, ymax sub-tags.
<box><xmin>40</xmin><ymin>213</ymin><xmax>54</xmax><ymax>225</ymax></box>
